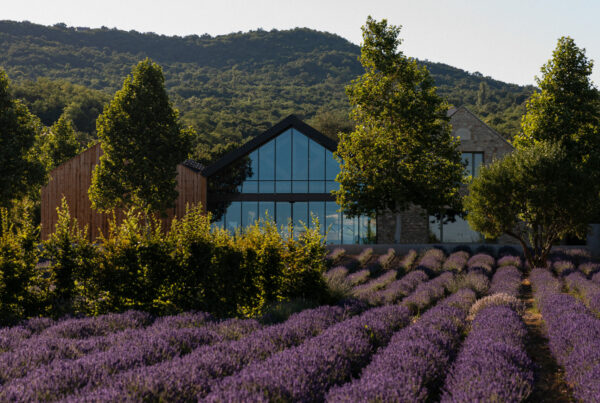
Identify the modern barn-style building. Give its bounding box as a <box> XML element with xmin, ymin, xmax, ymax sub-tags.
<box><xmin>41</xmin><ymin>107</ymin><xmax>512</xmax><ymax>244</ymax></box>
<box><xmin>40</xmin><ymin>143</ymin><xmax>207</xmax><ymax>241</ymax></box>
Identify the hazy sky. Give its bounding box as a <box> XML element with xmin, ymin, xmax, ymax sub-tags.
<box><xmin>4</xmin><ymin>0</ymin><xmax>600</xmax><ymax>86</ymax></box>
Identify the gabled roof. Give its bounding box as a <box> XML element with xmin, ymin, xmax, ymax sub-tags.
<box><xmin>451</xmin><ymin>106</ymin><xmax>514</xmax><ymax>149</ymax></box>
<box><xmin>202</xmin><ymin>114</ymin><xmax>337</xmax><ymax>177</ymax></box>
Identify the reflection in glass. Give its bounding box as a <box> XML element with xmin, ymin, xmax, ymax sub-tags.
<box><xmin>276</xmin><ymin>129</ymin><xmax>292</xmax><ymax>180</ymax></box>
<box><xmin>293</xmin><ymin>202</ymin><xmax>308</xmax><ymax>237</ymax></box>
<box><xmin>325</xmin><ymin>202</ymin><xmax>341</xmax><ymax>244</ymax></box>
<box><xmin>276</xmin><ymin>202</ymin><xmax>292</xmax><ymax>229</ymax></box>
<box><xmin>242</xmin><ymin>181</ymin><xmax>258</xmax><ymax>193</ymax></box>
<box><xmin>429</xmin><ymin>216</ymin><xmax>442</xmax><ymax>242</ymax></box>
<box><xmin>259</xmin><ymin>140</ymin><xmax>274</xmax><ymax>180</ymax></box>
<box><xmin>473</xmin><ymin>153</ymin><xmax>483</xmax><ymax>177</ymax></box>
<box><xmin>462</xmin><ymin>153</ymin><xmax>472</xmax><ymax>177</ymax></box>
<box><xmin>248</xmin><ymin>151</ymin><xmax>258</xmax><ymax>180</ymax></box>
<box><xmin>242</xmin><ymin>202</ymin><xmax>258</xmax><ymax>227</ymax></box>
<box><xmin>308</xmin><ymin>201</ymin><xmax>325</xmax><ymax>235</ymax></box>
<box><xmin>292</xmin><ymin>129</ymin><xmax>308</xmax><ymax>180</ymax></box>
<box><xmin>342</xmin><ymin>213</ymin><xmax>355</xmax><ymax>244</ymax></box>
<box><xmin>259</xmin><ymin>201</ymin><xmax>275</xmax><ymax>221</ymax></box>
<box><xmin>325</xmin><ymin>150</ymin><xmax>339</xmax><ymax>180</ymax></box>
<box><xmin>309</xmin><ymin>139</ymin><xmax>325</xmax><ymax>180</ymax></box>
<box><xmin>226</xmin><ymin>202</ymin><xmax>241</xmax><ymax>233</ymax></box>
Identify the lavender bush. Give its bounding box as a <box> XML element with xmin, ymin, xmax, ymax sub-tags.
<box><xmin>442</xmin><ymin>251</ymin><xmax>469</xmax><ymax>272</ymax></box>
<box><xmin>565</xmin><ymin>271</ymin><xmax>600</xmax><ymax>314</ymax></box>
<box><xmin>346</xmin><ymin>269</ymin><xmax>370</xmax><ymax>286</ymax></box>
<box><xmin>402</xmin><ymin>272</ymin><xmax>455</xmax><ymax>313</ymax></box>
<box><xmin>351</xmin><ymin>269</ymin><xmax>397</xmax><ymax>301</ymax></box>
<box><xmin>530</xmin><ymin>268</ymin><xmax>600</xmax><ymax>402</ymax></box>
<box><xmin>441</xmin><ymin>305</ymin><xmax>534</xmax><ymax>402</ymax></box>
<box><xmin>205</xmin><ymin>305</ymin><xmax>411</xmax><ymax>402</ymax></box>
<box><xmin>377</xmin><ymin>248</ymin><xmax>396</xmax><ymax>270</ymax></box>
<box><xmin>356</xmin><ymin>247</ymin><xmax>374</xmax><ymax>267</ymax></box>
<box><xmin>398</xmin><ymin>249</ymin><xmax>418</xmax><ymax>272</ymax></box>
<box><xmin>497</xmin><ymin>254</ymin><xmax>522</xmax><ymax>268</ymax></box>
<box><xmin>371</xmin><ymin>270</ymin><xmax>429</xmax><ymax>305</ymax></box>
<box><xmin>68</xmin><ymin>305</ymin><xmax>351</xmax><ymax>402</ymax></box>
<box><xmin>488</xmin><ymin>265</ymin><xmax>522</xmax><ymax>297</ymax></box>
<box><xmin>326</xmin><ymin>289</ymin><xmax>476</xmax><ymax>402</ymax></box>
<box><xmin>579</xmin><ymin>262</ymin><xmax>600</xmax><ymax>277</ymax></box>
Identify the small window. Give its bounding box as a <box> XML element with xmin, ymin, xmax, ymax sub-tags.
<box><xmin>462</xmin><ymin>152</ymin><xmax>484</xmax><ymax>178</ymax></box>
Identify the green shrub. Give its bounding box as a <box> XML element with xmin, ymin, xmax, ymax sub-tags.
<box><xmin>44</xmin><ymin>198</ymin><xmax>97</xmax><ymax>317</ymax></box>
<box><xmin>0</xmin><ymin>208</ymin><xmax>39</xmax><ymax>325</ymax></box>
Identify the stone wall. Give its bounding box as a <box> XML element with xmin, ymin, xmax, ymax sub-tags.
<box><xmin>376</xmin><ymin>106</ymin><xmax>515</xmax><ymax>244</ymax></box>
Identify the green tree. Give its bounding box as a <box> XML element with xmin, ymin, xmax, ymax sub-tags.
<box><xmin>465</xmin><ymin>142</ymin><xmax>594</xmax><ymax>268</ymax></box>
<box><xmin>40</xmin><ymin>115</ymin><xmax>82</xmax><ymax>171</ymax></box>
<box><xmin>89</xmin><ymin>59</ymin><xmax>192</xmax><ymax>214</ymax></box>
<box><xmin>334</xmin><ymin>17</ymin><xmax>464</xmax><ymax>241</ymax></box>
<box><xmin>0</xmin><ymin>70</ymin><xmax>45</xmax><ymax>209</ymax></box>
<box><xmin>514</xmin><ymin>37</ymin><xmax>600</xmax><ymax>152</ymax></box>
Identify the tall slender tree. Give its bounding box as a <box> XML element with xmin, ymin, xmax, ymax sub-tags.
<box><xmin>89</xmin><ymin>59</ymin><xmax>192</xmax><ymax>214</ymax></box>
<box><xmin>40</xmin><ymin>115</ymin><xmax>82</xmax><ymax>172</ymax></box>
<box><xmin>334</xmin><ymin>17</ymin><xmax>464</xmax><ymax>242</ymax></box>
<box><xmin>0</xmin><ymin>69</ymin><xmax>45</xmax><ymax>209</ymax></box>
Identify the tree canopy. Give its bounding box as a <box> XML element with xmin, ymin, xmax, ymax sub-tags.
<box><xmin>465</xmin><ymin>141</ymin><xmax>593</xmax><ymax>267</ymax></box>
<box><xmin>0</xmin><ymin>70</ymin><xmax>45</xmax><ymax>209</ymax></box>
<box><xmin>89</xmin><ymin>59</ymin><xmax>192</xmax><ymax>214</ymax></box>
<box><xmin>334</xmin><ymin>17</ymin><xmax>464</xmax><ymax>237</ymax></box>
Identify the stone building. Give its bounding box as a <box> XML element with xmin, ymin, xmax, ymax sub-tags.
<box><xmin>376</xmin><ymin>106</ymin><xmax>514</xmax><ymax>244</ymax></box>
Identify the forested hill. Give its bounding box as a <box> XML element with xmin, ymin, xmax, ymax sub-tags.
<box><xmin>0</xmin><ymin>20</ymin><xmax>535</xmax><ymax>153</ymax></box>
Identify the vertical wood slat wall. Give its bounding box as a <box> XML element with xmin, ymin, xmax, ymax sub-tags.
<box><xmin>40</xmin><ymin>143</ymin><xmax>207</xmax><ymax>241</ymax></box>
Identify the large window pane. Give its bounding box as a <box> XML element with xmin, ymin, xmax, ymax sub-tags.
<box><xmin>242</xmin><ymin>181</ymin><xmax>258</xmax><ymax>193</ymax></box>
<box><xmin>342</xmin><ymin>214</ymin><xmax>355</xmax><ymax>244</ymax></box>
<box><xmin>259</xmin><ymin>141</ymin><xmax>274</xmax><ymax>180</ymax></box>
<box><xmin>308</xmin><ymin>201</ymin><xmax>325</xmax><ymax>235</ymax></box>
<box><xmin>292</xmin><ymin>129</ymin><xmax>308</xmax><ymax>180</ymax></box>
<box><xmin>325</xmin><ymin>149</ymin><xmax>340</xmax><ymax>181</ymax></box>
<box><xmin>473</xmin><ymin>153</ymin><xmax>483</xmax><ymax>177</ymax></box>
<box><xmin>309</xmin><ymin>139</ymin><xmax>325</xmax><ymax>180</ymax></box>
<box><xmin>292</xmin><ymin>181</ymin><xmax>308</xmax><ymax>193</ymax></box>
<box><xmin>293</xmin><ymin>201</ymin><xmax>308</xmax><ymax>237</ymax></box>
<box><xmin>442</xmin><ymin>216</ymin><xmax>484</xmax><ymax>243</ymax></box>
<box><xmin>276</xmin><ymin>181</ymin><xmax>291</xmax><ymax>193</ymax></box>
<box><xmin>248</xmin><ymin>150</ymin><xmax>258</xmax><ymax>180</ymax></box>
<box><xmin>226</xmin><ymin>202</ymin><xmax>241</xmax><ymax>233</ymax></box>
<box><xmin>309</xmin><ymin>181</ymin><xmax>325</xmax><ymax>193</ymax></box>
<box><xmin>325</xmin><ymin>202</ymin><xmax>341</xmax><ymax>244</ymax></box>
<box><xmin>259</xmin><ymin>201</ymin><xmax>275</xmax><ymax>222</ymax></box>
<box><xmin>429</xmin><ymin>216</ymin><xmax>442</xmax><ymax>242</ymax></box>
<box><xmin>462</xmin><ymin>153</ymin><xmax>472</xmax><ymax>177</ymax></box>
<box><xmin>276</xmin><ymin>202</ymin><xmax>292</xmax><ymax>230</ymax></box>
<box><xmin>326</xmin><ymin>181</ymin><xmax>339</xmax><ymax>192</ymax></box>
<box><xmin>276</xmin><ymin>130</ymin><xmax>292</xmax><ymax>180</ymax></box>
<box><xmin>242</xmin><ymin>201</ymin><xmax>258</xmax><ymax>227</ymax></box>
<box><xmin>259</xmin><ymin>180</ymin><xmax>274</xmax><ymax>193</ymax></box>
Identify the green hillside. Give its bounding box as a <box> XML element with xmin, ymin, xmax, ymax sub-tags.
<box><xmin>0</xmin><ymin>20</ymin><xmax>535</xmax><ymax>152</ymax></box>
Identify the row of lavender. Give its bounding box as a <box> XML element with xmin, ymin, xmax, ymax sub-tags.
<box><xmin>530</xmin><ymin>268</ymin><xmax>600</xmax><ymax>401</ymax></box>
<box><xmin>0</xmin><ymin>259</ymin><xmax>462</xmax><ymax>402</ymax></box>
<box><xmin>0</xmin><ymin>249</ymin><xmax>531</xmax><ymax>401</ymax></box>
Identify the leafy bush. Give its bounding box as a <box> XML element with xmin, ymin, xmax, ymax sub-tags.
<box><xmin>0</xmin><ymin>208</ymin><xmax>39</xmax><ymax>325</ymax></box>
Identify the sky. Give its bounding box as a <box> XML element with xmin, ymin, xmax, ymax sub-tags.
<box><xmin>3</xmin><ymin>0</ymin><xmax>600</xmax><ymax>87</ymax></box>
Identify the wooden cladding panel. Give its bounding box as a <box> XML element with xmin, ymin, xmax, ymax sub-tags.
<box><xmin>41</xmin><ymin>144</ymin><xmax>207</xmax><ymax>241</ymax></box>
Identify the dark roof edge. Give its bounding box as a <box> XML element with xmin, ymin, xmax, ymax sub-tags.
<box><xmin>455</xmin><ymin>106</ymin><xmax>514</xmax><ymax>149</ymax></box>
<box><xmin>181</xmin><ymin>159</ymin><xmax>205</xmax><ymax>172</ymax></box>
<box><xmin>202</xmin><ymin>114</ymin><xmax>338</xmax><ymax>177</ymax></box>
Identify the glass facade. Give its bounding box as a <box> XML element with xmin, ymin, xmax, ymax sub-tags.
<box><xmin>240</xmin><ymin>128</ymin><xmax>339</xmax><ymax>194</ymax></box>
<box><xmin>215</xmin><ymin>201</ymin><xmax>376</xmax><ymax>244</ymax></box>
<box><xmin>429</xmin><ymin>215</ymin><xmax>484</xmax><ymax>243</ymax></box>
<box><xmin>212</xmin><ymin>127</ymin><xmax>375</xmax><ymax>244</ymax></box>
<box><xmin>462</xmin><ymin>152</ymin><xmax>484</xmax><ymax>178</ymax></box>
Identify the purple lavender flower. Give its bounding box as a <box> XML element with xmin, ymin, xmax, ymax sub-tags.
<box><xmin>443</xmin><ymin>251</ymin><xmax>469</xmax><ymax>272</ymax></box>
<box><xmin>441</xmin><ymin>306</ymin><xmax>534</xmax><ymax>402</ymax></box>
<box><xmin>205</xmin><ymin>305</ymin><xmax>411</xmax><ymax>402</ymax></box>
<box><xmin>402</xmin><ymin>272</ymin><xmax>455</xmax><ymax>313</ymax></box>
<box><xmin>372</xmin><ymin>270</ymin><xmax>429</xmax><ymax>305</ymax></box>
<box><xmin>326</xmin><ymin>289</ymin><xmax>476</xmax><ymax>402</ymax></box>
<box><xmin>70</xmin><ymin>305</ymin><xmax>349</xmax><ymax>402</ymax></box>
<box><xmin>489</xmin><ymin>265</ymin><xmax>522</xmax><ymax>297</ymax></box>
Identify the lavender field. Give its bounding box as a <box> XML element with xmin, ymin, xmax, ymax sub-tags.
<box><xmin>1</xmin><ymin>247</ymin><xmax>599</xmax><ymax>402</ymax></box>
